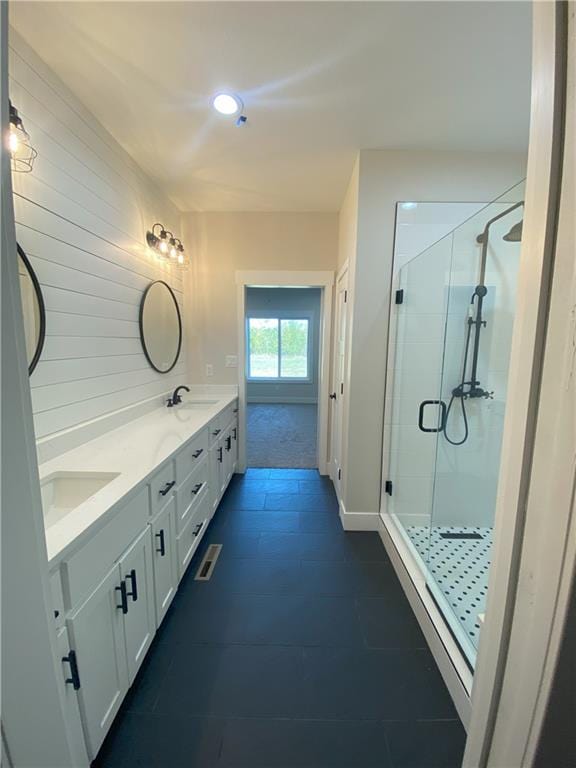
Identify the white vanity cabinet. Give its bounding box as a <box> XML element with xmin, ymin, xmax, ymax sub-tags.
<box><xmin>150</xmin><ymin>497</ymin><xmax>177</xmax><ymax>626</ymax></box>
<box><xmin>66</xmin><ymin>563</ymin><xmax>130</xmax><ymax>759</ymax></box>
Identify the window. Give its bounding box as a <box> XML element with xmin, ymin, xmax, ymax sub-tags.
<box><xmin>247</xmin><ymin>317</ymin><xmax>310</xmax><ymax>380</ymax></box>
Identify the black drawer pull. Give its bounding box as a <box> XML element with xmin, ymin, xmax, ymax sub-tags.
<box><xmin>62</xmin><ymin>649</ymin><xmax>81</xmax><ymax>691</ymax></box>
<box><xmin>116</xmin><ymin>581</ymin><xmax>128</xmax><ymax>614</ymax></box>
<box><xmin>225</xmin><ymin>436</ymin><xmax>231</xmax><ymax>451</ymax></box>
<box><xmin>232</xmin><ymin>428</ymin><xmax>237</xmax><ymax>440</ymax></box>
<box><xmin>155</xmin><ymin>529</ymin><xmax>166</xmax><ymax>556</ymax></box>
<box><xmin>193</xmin><ymin>522</ymin><xmax>203</xmax><ymax>537</ymax></box>
<box><xmin>159</xmin><ymin>480</ymin><xmax>176</xmax><ymax>496</ymax></box>
<box><xmin>217</xmin><ymin>447</ymin><xmax>223</xmax><ymax>463</ymax></box>
<box><xmin>418</xmin><ymin>400</ymin><xmax>447</xmax><ymax>433</ymax></box>
<box><xmin>212</xmin><ymin>428</ymin><xmax>221</xmax><ymax>436</ymax></box>
<box><xmin>125</xmin><ymin>569</ymin><xmax>138</xmax><ymax>602</ymax></box>
<box><xmin>233</xmin><ymin>408</ymin><xmax>238</xmax><ymax>413</ymax></box>
<box><xmin>191</xmin><ymin>482</ymin><xmax>203</xmax><ymax>496</ymax></box>
<box><xmin>192</xmin><ymin>449</ymin><xmax>204</xmax><ymax>459</ymax></box>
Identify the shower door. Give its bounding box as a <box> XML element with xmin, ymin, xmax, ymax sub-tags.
<box><xmin>426</xmin><ymin>183</ymin><xmax>525</xmax><ymax>667</ymax></box>
<box><xmin>385</xmin><ymin>234</ymin><xmax>453</xmax><ymax>564</ymax></box>
<box><xmin>386</xmin><ymin>182</ymin><xmax>525</xmax><ymax>670</ymax></box>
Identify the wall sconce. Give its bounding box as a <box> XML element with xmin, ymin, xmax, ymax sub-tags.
<box><xmin>9</xmin><ymin>101</ymin><xmax>37</xmax><ymax>173</ymax></box>
<box><xmin>146</xmin><ymin>223</ymin><xmax>189</xmax><ymax>269</ymax></box>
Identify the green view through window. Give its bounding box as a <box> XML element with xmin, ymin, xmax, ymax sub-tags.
<box><xmin>247</xmin><ymin>317</ymin><xmax>309</xmax><ymax>379</ymax></box>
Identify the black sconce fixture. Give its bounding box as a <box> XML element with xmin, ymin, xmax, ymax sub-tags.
<box><xmin>9</xmin><ymin>101</ymin><xmax>37</xmax><ymax>173</ymax></box>
<box><xmin>146</xmin><ymin>223</ymin><xmax>189</xmax><ymax>268</ymax></box>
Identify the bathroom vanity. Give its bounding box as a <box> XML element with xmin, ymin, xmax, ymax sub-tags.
<box><xmin>40</xmin><ymin>394</ymin><xmax>238</xmax><ymax>761</ymax></box>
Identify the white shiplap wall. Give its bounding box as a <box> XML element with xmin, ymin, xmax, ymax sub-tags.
<box><xmin>9</xmin><ymin>30</ymin><xmax>187</xmax><ymax>442</ymax></box>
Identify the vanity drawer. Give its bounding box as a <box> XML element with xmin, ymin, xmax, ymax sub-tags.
<box><xmin>149</xmin><ymin>461</ymin><xmax>176</xmax><ymax>517</ymax></box>
<box><xmin>208</xmin><ymin>417</ymin><xmax>223</xmax><ymax>447</ymax></box>
<box><xmin>220</xmin><ymin>401</ymin><xmax>238</xmax><ymax>431</ymax></box>
<box><xmin>175</xmin><ymin>429</ymin><xmax>209</xmax><ymax>485</ymax></box>
<box><xmin>175</xmin><ymin>457</ymin><xmax>209</xmax><ymax>534</ymax></box>
<box><xmin>64</xmin><ymin>486</ymin><xmax>149</xmax><ymax>609</ymax></box>
<box><xmin>176</xmin><ymin>487</ymin><xmax>210</xmax><ymax>580</ymax></box>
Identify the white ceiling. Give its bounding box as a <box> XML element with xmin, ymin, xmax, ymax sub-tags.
<box><xmin>10</xmin><ymin>1</ymin><xmax>532</xmax><ymax>212</ymax></box>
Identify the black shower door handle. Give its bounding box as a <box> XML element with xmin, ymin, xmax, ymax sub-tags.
<box><xmin>418</xmin><ymin>400</ymin><xmax>447</xmax><ymax>433</ymax></box>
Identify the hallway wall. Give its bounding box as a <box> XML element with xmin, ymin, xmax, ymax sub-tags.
<box><xmin>182</xmin><ymin>212</ymin><xmax>338</xmax><ymax>385</ymax></box>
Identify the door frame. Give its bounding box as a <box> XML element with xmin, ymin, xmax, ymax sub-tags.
<box><xmin>235</xmin><ymin>270</ymin><xmax>335</xmax><ymax>474</ymax></box>
<box><xmin>329</xmin><ymin>262</ymin><xmax>349</xmax><ymax>494</ymax></box>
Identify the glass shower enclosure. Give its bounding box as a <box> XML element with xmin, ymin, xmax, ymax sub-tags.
<box><xmin>384</xmin><ymin>181</ymin><xmax>525</xmax><ymax>668</ymax></box>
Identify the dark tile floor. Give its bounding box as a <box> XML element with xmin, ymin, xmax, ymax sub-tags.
<box><xmin>95</xmin><ymin>469</ymin><xmax>465</xmax><ymax>768</ymax></box>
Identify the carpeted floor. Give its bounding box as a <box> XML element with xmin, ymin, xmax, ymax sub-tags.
<box><xmin>247</xmin><ymin>403</ymin><xmax>318</xmax><ymax>468</ymax></box>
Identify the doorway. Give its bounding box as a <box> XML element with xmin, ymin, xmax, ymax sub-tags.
<box><xmin>245</xmin><ymin>287</ymin><xmax>321</xmax><ymax>468</ymax></box>
<box><xmin>235</xmin><ymin>270</ymin><xmax>334</xmax><ymax>474</ymax></box>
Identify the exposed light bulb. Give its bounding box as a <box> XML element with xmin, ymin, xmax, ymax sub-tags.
<box><xmin>177</xmin><ymin>252</ymin><xmax>184</xmax><ymax>265</ymax></box>
<box><xmin>159</xmin><ymin>239</ymin><xmax>168</xmax><ymax>254</ymax></box>
<box><xmin>169</xmin><ymin>246</ymin><xmax>177</xmax><ymax>259</ymax></box>
<box><xmin>9</xmin><ymin>129</ymin><xmax>18</xmax><ymax>153</ymax></box>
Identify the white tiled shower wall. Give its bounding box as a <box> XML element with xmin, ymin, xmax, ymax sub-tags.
<box><xmin>385</xmin><ymin>194</ymin><xmax>523</xmax><ymax>530</ymax></box>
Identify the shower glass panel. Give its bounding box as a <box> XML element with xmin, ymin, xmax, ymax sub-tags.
<box><xmin>427</xmin><ymin>181</ymin><xmax>525</xmax><ymax>667</ymax></box>
<box><xmin>386</xmin><ymin>181</ymin><xmax>525</xmax><ymax>670</ymax></box>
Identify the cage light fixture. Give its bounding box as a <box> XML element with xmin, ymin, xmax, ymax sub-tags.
<box><xmin>146</xmin><ymin>223</ymin><xmax>189</xmax><ymax>269</ymax></box>
<box><xmin>9</xmin><ymin>100</ymin><xmax>37</xmax><ymax>173</ymax></box>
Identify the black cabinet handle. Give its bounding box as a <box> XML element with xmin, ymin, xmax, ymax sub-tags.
<box><xmin>329</xmin><ymin>392</ymin><xmax>337</xmax><ymax>400</ymax></box>
<box><xmin>193</xmin><ymin>522</ymin><xmax>203</xmax><ymax>537</ymax></box>
<box><xmin>191</xmin><ymin>482</ymin><xmax>203</xmax><ymax>496</ymax></box>
<box><xmin>233</xmin><ymin>408</ymin><xmax>238</xmax><ymax>414</ymax></box>
<box><xmin>192</xmin><ymin>449</ymin><xmax>204</xmax><ymax>459</ymax></box>
<box><xmin>62</xmin><ymin>649</ymin><xmax>81</xmax><ymax>691</ymax></box>
<box><xmin>155</xmin><ymin>529</ymin><xmax>166</xmax><ymax>556</ymax></box>
<box><xmin>116</xmin><ymin>581</ymin><xmax>128</xmax><ymax>614</ymax></box>
<box><xmin>225</xmin><ymin>436</ymin><xmax>231</xmax><ymax>451</ymax></box>
<box><xmin>125</xmin><ymin>569</ymin><xmax>138</xmax><ymax>602</ymax></box>
<box><xmin>217</xmin><ymin>447</ymin><xmax>223</xmax><ymax>463</ymax></box>
<box><xmin>232</xmin><ymin>428</ymin><xmax>237</xmax><ymax>440</ymax></box>
<box><xmin>212</xmin><ymin>428</ymin><xmax>221</xmax><ymax>436</ymax></box>
<box><xmin>159</xmin><ymin>480</ymin><xmax>175</xmax><ymax>497</ymax></box>
<box><xmin>418</xmin><ymin>400</ymin><xmax>447</xmax><ymax>433</ymax></box>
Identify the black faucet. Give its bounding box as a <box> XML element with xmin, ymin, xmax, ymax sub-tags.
<box><xmin>167</xmin><ymin>385</ymin><xmax>190</xmax><ymax>407</ymax></box>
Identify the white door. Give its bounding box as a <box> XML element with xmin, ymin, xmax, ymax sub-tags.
<box><xmin>150</xmin><ymin>498</ymin><xmax>177</xmax><ymax>626</ymax></box>
<box><xmin>119</xmin><ymin>527</ymin><xmax>156</xmax><ymax>683</ymax></box>
<box><xmin>330</xmin><ymin>268</ymin><xmax>349</xmax><ymax>497</ymax></box>
<box><xmin>67</xmin><ymin>564</ymin><xmax>129</xmax><ymax>759</ymax></box>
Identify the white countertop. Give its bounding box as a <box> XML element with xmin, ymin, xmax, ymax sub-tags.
<box><xmin>40</xmin><ymin>394</ymin><xmax>237</xmax><ymax>566</ymax></box>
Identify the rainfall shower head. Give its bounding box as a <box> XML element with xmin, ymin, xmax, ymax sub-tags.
<box><xmin>503</xmin><ymin>221</ymin><xmax>523</xmax><ymax>242</ymax></box>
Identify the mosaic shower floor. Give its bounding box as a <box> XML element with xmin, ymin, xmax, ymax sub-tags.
<box><xmin>405</xmin><ymin>525</ymin><xmax>493</xmax><ymax>649</ymax></box>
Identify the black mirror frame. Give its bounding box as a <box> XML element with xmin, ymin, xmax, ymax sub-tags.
<box><xmin>139</xmin><ymin>280</ymin><xmax>182</xmax><ymax>374</ymax></box>
<box><xmin>18</xmin><ymin>243</ymin><xmax>46</xmax><ymax>375</ymax></box>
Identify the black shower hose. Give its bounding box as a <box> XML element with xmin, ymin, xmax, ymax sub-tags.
<box><xmin>442</xmin><ymin>309</ymin><xmax>474</xmax><ymax>446</ymax></box>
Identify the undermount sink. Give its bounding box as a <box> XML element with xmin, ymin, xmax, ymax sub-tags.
<box><xmin>41</xmin><ymin>471</ymin><xmax>120</xmax><ymax>528</ymax></box>
<box><xmin>179</xmin><ymin>399</ymin><xmax>219</xmax><ymax>409</ymax></box>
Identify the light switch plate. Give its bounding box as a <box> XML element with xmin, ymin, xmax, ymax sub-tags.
<box><xmin>225</xmin><ymin>355</ymin><xmax>238</xmax><ymax>368</ymax></box>
<box><xmin>205</xmin><ymin>364</ymin><xmax>213</xmax><ymax>377</ymax></box>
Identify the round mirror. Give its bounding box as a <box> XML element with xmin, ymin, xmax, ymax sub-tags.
<box><xmin>139</xmin><ymin>280</ymin><xmax>182</xmax><ymax>373</ymax></box>
<box><xmin>18</xmin><ymin>243</ymin><xmax>45</xmax><ymax>375</ymax></box>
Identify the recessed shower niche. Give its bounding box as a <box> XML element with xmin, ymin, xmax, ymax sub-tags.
<box><xmin>382</xmin><ymin>181</ymin><xmax>525</xmax><ymax>668</ymax></box>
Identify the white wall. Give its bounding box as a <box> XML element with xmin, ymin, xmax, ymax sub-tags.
<box><xmin>9</xmin><ymin>30</ymin><xmax>186</xmax><ymax>448</ymax></box>
<box><xmin>340</xmin><ymin>149</ymin><xmax>527</xmax><ymax>521</ymax></box>
<box><xmin>182</xmin><ymin>211</ymin><xmax>338</xmax><ymax>385</ymax></box>
<box><xmin>245</xmin><ymin>287</ymin><xmax>321</xmax><ymax>403</ymax></box>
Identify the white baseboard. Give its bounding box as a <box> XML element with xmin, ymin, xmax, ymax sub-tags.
<box><xmin>338</xmin><ymin>500</ymin><xmax>381</xmax><ymax>531</ymax></box>
<box><xmin>247</xmin><ymin>396</ymin><xmax>318</xmax><ymax>404</ymax></box>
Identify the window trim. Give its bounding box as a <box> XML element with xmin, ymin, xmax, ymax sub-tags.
<box><xmin>246</xmin><ymin>311</ymin><xmax>314</xmax><ymax>383</ymax></box>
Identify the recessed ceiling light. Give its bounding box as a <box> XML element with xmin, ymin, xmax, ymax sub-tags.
<box><xmin>212</xmin><ymin>93</ymin><xmax>243</xmax><ymax>116</ymax></box>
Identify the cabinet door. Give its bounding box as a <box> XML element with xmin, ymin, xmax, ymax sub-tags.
<box><xmin>150</xmin><ymin>498</ymin><xmax>177</xmax><ymax>627</ymax></box>
<box><xmin>119</xmin><ymin>527</ymin><xmax>156</xmax><ymax>683</ymax></box>
<box><xmin>223</xmin><ymin>427</ymin><xmax>234</xmax><ymax>488</ymax></box>
<box><xmin>67</xmin><ymin>564</ymin><xmax>129</xmax><ymax>760</ymax></box>
<box><xmin>56</xmin><ymin>627</ymin><xmax>89</xmax><ymax>766</ymax></box>
<box><xmin>231</xmin><ymin>420</ymin><xmax>239</xmax><ymax>474</ymax></box>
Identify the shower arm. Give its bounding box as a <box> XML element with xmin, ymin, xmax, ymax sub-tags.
<box><xmin>476</xmin><ymin>200</ymin><xmax>524</xmax><ymax>285</ymax></box>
